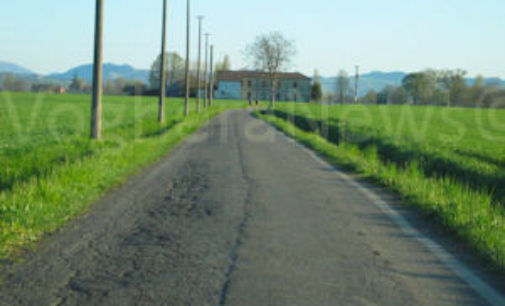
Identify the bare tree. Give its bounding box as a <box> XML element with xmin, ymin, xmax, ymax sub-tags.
<box><xmin>336</xmin><ymin>70</ymin><xmax>350</xmax><ymax>104</ymax></box>
<box><xmin>439</xmin><ymin>69</ymin><xmax>467</xmax><ymax>107</ymax></box>
<box><xmin>402</xmin><ymin>71</ymin><xmax>437</xmax><ymax>105</ymax></box>
<box><xmin>149</xmin><ymin>52</ymin><xmax>185</xmax><ymax>92</ymax></box>
<box><xmin>168</xmin><ymin>53</ymin><xmax>185</xmax><ymax>91</ymax></box>
<box><xmin>246</xmin><ymin>32</ymin><xmax>296</xmax><ymax>107</ymax></box>
<box><xmin>215</xmin><ymin>54</ymin><xmax>231</xmax><ymax>72</ymax></box>
<box><xmin>214</xmin><ymin>54</ymin><xmax>231</xmax><ymax>80</ymax></box>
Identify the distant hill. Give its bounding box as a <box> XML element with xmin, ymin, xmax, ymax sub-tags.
<box><xmin>0</xmin><ymin>61</ymin><xmax>33</xmax><ymax>75</ymax></box>
<box><xmin>0</xmin><ymin>61</ymin><xmax>151</xmax><ymax>86</ymax></box>
<box><xmin>47</xmin><ymin>63</ymin><xmax>150</xmax><ymax>84</ymax></box>
<box><xmin>466</xmin><ymin>77</ymin><xmax>505</xmax><ymax>87</ymax></box>
<box><xmin>2</xmin><ymin>59</ymin><xmax>504</xmax><ymax>93</ymax></box>
<box><xmin>320</xmin><ymin>71</ymin><xmax>505</xmax><ymax>97</ymax></box>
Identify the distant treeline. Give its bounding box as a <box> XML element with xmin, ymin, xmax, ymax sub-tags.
<box><xmin>0</xmin><ymin>52</ymin><xmax>231</xmax><ymax>98</ymax></box>
<box><xmin>360</xmin><ymin>69</ymin><xmax>505</xmax><ymax>108</ymax></box>
<box><xmin>0</xmin><ymin>72</ymin><xmax>150</xmax><ymax>96</ymax></box>
<box><xmin>315</xmin><ymin>69</ymin><xmax>505</xmax><ymax>108</ymax></box>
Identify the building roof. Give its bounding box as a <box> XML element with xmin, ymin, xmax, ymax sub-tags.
<box><xmin>217</xmin><ymin>70</ymin><xmax>310</xmax><ymax>82</ymax></box>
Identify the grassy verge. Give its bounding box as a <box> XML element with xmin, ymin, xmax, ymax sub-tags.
<box><xmin>257</xmin><ymin>110</ymin><xmax>505</xmax><ymax>269</ymax></box>
<box><xmin>0</xmin><ymin>92</ymin><xmax>245</xmax><ymax>258</ymax></box>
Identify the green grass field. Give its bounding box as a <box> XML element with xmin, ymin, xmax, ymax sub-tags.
<box><xmin>3</xmin><ymin>93</ymin><xmax>505</xmax><ymax>269</ymax></box>
<box><xmin>258</xmin><ymin>103</ymin><xmax>505</xmax><ymax>269</ymax></box>
<box><xmin>0</xmin><ymin>91</ymin><xmax>246</xmax><ymax>258</ymax></box>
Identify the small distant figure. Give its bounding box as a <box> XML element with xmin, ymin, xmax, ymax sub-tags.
<box><xmin>248</xmin><ymin>97</ymin><xmax>253</xmax><ymax>107</ymax></box>
<box><xmin>255</xmin><ymin>99</ymin><xmax>259</xmax><ymax>109</ymax></box>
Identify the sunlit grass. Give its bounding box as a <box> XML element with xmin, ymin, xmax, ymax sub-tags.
<box><xmin>258</xmin><ymin>103</ymin><xmax>505</xmax><ymax>269</ymax></box>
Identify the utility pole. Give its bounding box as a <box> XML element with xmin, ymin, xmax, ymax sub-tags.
<box><xmin>90</xmin><ymin>0</ymin><xmax>103</xmax><ymax>140</ymax></box>
<box><xmin>158</xmin><ymin>0</ymin><xmax>168</xmax><ymax>123</ymax></box>
<box><xmin>355</xmin><ymin>65</ymin><xmax>360</xmax><ymax>104</ymax></box>
<box><xmin>196</xmin><ymin>16</ymin><xmax>204</xmax><ymax>112</ymax></box>
<box><xmin>203</xmin><ymin>33</ymin><xmax>210</xmax><ymax>108</ymax></box>
<box><xmin>209</xmin><ymin>44</ymin><xmax>215</xmax><ymax>107</ymax></box>
<box><xmin>184</xmin><ymin>0</ymin><xmax>191</xmax><ymax>117</ymax></box>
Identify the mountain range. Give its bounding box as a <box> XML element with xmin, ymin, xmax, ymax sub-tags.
<box><xmin>0</xmin><ymin>61</ymin><xmax>34</xmax><ymax>75</ymax></box>
<box><xmin>47</xmin><ymin>63</ymin><xmax>150</xmax><ymax>84</ymax></box>
<box><xmin>1</xmin><ymin>60</ymin><xmax>504</xmax><ymax>96</ymax></box>
<box><xmin>0</xmin><ymin>61</ymin><xmax>150</xmax><ymax>85</ymax></box>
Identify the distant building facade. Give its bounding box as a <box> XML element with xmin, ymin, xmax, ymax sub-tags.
<box><xmin>215</xmin><ymin>70</ymin><xmax>311</xmax><ymax>102</ymax></box>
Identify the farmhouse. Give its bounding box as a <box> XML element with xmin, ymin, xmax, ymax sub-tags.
<box><xmin>215</xmin><ymin>70</ymin><xmax>311</xmax><ymax>102</ymax></box>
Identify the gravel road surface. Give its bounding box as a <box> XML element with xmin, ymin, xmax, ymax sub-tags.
<box><xmin>0</xmin><ymin>110</ymin><xmax>500</xmax><ymax>305</ymax></box>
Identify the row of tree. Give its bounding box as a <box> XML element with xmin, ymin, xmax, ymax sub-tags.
<box><xmin>149</xmin><ymin>51</ymin><xmax>231</xmax><ymax>97</ymax></box>
<box><xmin>310</xmin><ymin>68</ymin><xmax>504</xmax><ymax>108</ymax></box>
<box><xmin>0</xmin><ymin>73</ymin><xmax>147</xmax><ymax>96</ymax></box>
<box><xmin>0</xmin><ymin>74</ymin><xmax>32</xmax><ymax>92</ymax></box>
<box><xmin>313</xmin><ymin>70</ymin><xmax>357</xmax><ymax>104</ymax></box>
<box><xmin>361</xmin><ymin>69</ymin><xmax>505</xmax><ymax>108</ymax></box>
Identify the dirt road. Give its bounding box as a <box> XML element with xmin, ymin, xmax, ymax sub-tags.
<box><xmin>0</xmin><ymin>110</ymin><xmax>502</xmax><ymax>305</ymax></box>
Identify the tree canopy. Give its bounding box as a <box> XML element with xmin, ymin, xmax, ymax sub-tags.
<box><xmin>149</xmin><ymin>52</ymin><xmax>185</xmax><ymax>90</ymax></box>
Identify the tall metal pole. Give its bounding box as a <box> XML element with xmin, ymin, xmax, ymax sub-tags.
<box><xmin>203</xmin><ymin>33</ymin><xmax>210</xmax><ymax>108</ymax></box>
<box><xmin>91</xmin><ymin>0</ymin><xmax>104</xmax><ymax>140</ymax></box>
<box><xmin>196</xmin><ymin>16</ymin><xmax>204</xmax><ymax>113</ymax></box>
<box><xmin>184</xmin><ymin>0</ymin><xmax>191</xmax><ymax>117</ymax></box>
<box><xmin>158</xmin><ymin>0</ymin><xmax>168</xmax><ymax>123</ymax></box>
<box><xmin>355</xmin><ymin>65</ymin><xmax>360</xmax><ymax>104</ymax></box>
<box><xmin>209</xmin><ymin>44</ymin><xmax>215</xmax><ymax>107</ymax></box>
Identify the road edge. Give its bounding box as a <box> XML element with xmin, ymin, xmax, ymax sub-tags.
<box><xmin>256</xmin><ymin>111</ymin><xmax>505</xmax><ymax>306</ymax></box>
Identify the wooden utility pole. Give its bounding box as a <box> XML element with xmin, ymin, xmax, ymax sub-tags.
<box><xmin>91</xmin><ymin>0</ymin><xmax>104</xmax><ymax>140</ymax></box>
<box><xmin>158</xmin><ymin>0</ymin><xmax>168</xmax><ymax>123</ymax></box>
<box><xmin>203</xmin><ymin>33</ymin><xmax>210</xmax><ymax>108</ymax></box>
<box><xmin>209</xmin><ymin>44</ymin><xmax>215</xmax><ymax>107</ymax></box>
<box><xmin>184</xmin><ymin>0</ymin><xmax>191</xmax><ymax>117</ymax></box>
<box><xmin>196</xmin><ymin>16</ymin><xmax>204</xmax><ymax>112</ymax></box>
<box><xmin>355</xmin><ymin>65</ymin><xmax>360</xmax><ymax>104</ymax></box>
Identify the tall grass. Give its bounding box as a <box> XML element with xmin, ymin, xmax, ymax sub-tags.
<box><xmin>0</xmin><ymin>92</ymin><xmax>246</xmax><ymax>257</ymax></box>
<box><xmin>258</xmin><ymin>103</ymin><xmax>505</xmax><ymax>269</ymax></box>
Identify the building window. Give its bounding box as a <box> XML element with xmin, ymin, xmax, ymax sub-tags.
<box><xmin>294</xmin><ymin>94</ymin><xmax>297</xmax><ymax>101</ymax></box>
<box><xmin>247</xmin><ymin>80</ymin><xmax>252</xmax><ymax>87</ymax></box>
<box><xmin>293</xmin><ymin>82</ymin><xmax>298</xmax><ymax>88</ymax></box>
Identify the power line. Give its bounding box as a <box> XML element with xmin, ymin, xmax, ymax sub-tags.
<box><xmin>184</xmin><ymin>0</ymin><xmax>191</xmax><ymax>117</ymax></box>
<box><xmin>355</xmin><ymin>65</ymin><xmax>360</xmax><ymax>104</ymax></box>
<box><xmin>158</xmin><ymin>0</ymin><xmax>168</xmax><ymax>123</ymax></box>
<box><xmin>209</xmin><ymin>44</ymin><xmax>214</xmax><ymax>107</ymax></box>
<box><xmin>203</xmin><ymin>33</ymin><xmax>211</xmax><ymax>108</ymax></box>
<box><xmin>91</xmin><ymin>0</ymin><xmax>103</xmax><ymax>139</ymax></box>
<box><xmin>196</xmin><ymin>16</ymin><xmax>204</xmax><ymax>113</ymax></box>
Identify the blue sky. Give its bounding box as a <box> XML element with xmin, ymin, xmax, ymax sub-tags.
<box><xmin>1</xmin><ymin>0</ymin><xmax>504</xmax><ymax>78</ymax></box>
